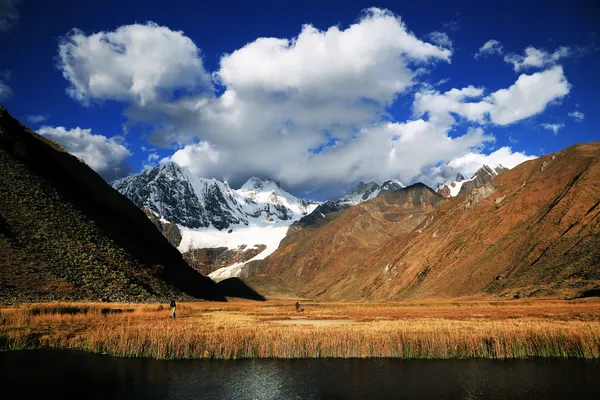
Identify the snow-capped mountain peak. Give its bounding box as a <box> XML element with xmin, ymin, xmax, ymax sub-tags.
<box><xmin>381</xmin><ymin>179</ymin><xmax>406</xmax><ymax>193</ymax></box>
<box><xmin>436</xmin><ymin>164</ymin><xmax>509</xmax><ymax>198</ymax></box>
<box><xmin>112</xmin><ymin>164</ymin><xmax>319</xmax><ymax>232</ymax></box>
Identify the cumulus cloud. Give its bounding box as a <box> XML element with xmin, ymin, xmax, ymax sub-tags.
<box><xmin>215</xmin><ymin>8</ymin><xmax>450</xmax><ymax>103</ymax></box>
<box><xmin>413</xmin><ymin>67</ymin><xmax>570</xmax><ymax>126</ymax></box>
<box><xmin>487</xmin><ymin>66</ymin><xmax>570</xmax><ymax>124</ymax></box>
<box><xmin>504</xmin><ymin>46</ymin><xmax>571</xmax><ymax>71</ymax></box>
<box><xmin>26</xmin><ymin>114</ymin><xmax>48</xmax><ymax>124</ymax></box>
<box><xmin>0</xmin><ymin>0</ymin><xmax>21</xmax><ymax>32</ymax></box>
<box><xmin>58</xmin><ymin>9</ymin><xmax>552</xmax><ymax>197</ymax></box>
<box><xmin>413</xmin><ymin>86</ymin><xmax>493</xmax><ymax>126</ymax></box>
<box><xmin>540</xmin><ymin>123</ymin><xmax>564</xmax><ymax>134</ymax></box>
<box><xmin>58</xmin><ymin>22</ymin><xmax>212</xmax><ymax>106</ymax></box>
<box><xmin>568</xmin><ymin>111</ymin><xmax>584</xmax><ymax>122</ymax></box>
<box><xmin>38</xmin><ymin>126</ymin><xmax>131</xmax><ymax>181</ymax></box>
<box><xmin>475</xmin><ymin>39</ymin><xmax>503</xmax><ymax>58</ymax></box>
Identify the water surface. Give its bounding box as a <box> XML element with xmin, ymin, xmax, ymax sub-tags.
<box><xmin>1</xmin><ymin>350</ymin><xmax>599</xmax><ymax>399</ymax></box>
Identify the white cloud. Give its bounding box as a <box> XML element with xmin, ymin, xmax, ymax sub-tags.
<box><xmin>413</xmin><ymin>85</ymin><xmax>493</xmax><ymax>126</ymax></box>
<box><xmin>26</xmin><ymin>114</ymin><xmax>48</xmax><ymax>124</ymax></box>
<box><xmin>504</xmin><ymin>46</ymin><xmax>571</xmax><ymax>71</ymax></box>
<box><xmin>540</xmin><ymin>123</ymin><xmax>564</xmax><ymax>134</ymax></box>
<box><xmin>0</xmin><ymin>0</ymin><xmax>21</xmax><ymax>32</ymax></box>
<box><xmin>439</xmin><ymin>146</ymin><xmax>536</xmax><ymax>181</ymax></box>
<box><xmin>57</xmin><ymin>9</ymin><xmax>554</xmax><ymax>197</ymax></box>
<box><xmin>486</xmin><ymin>66</ymin><xmax>570</xmax><ymax>125</ymax></box>
<box><xmin>165</xmin><ymin>141</ymin><xmax>220</xmax><ymax>176</ymax></box>
<box><xmin>475</xmin><ymin>39</ymin><xmax>503</xmax><ymax>58</ymax></box>
<box><xmin>38</xmin><ymin>126</ymin><xmax>131</xmax><ymax>181</ymax></box>
<box><xmin>215</xmin><ymin>8</ymin><xmax>451</xmax><ymax>103</ymax></box>
<box><xmin>413</xmin><ymin>66</ymin><xmax>570</xmax><ymax>126</ymax></box>
<box><xmin>428</xmin><ymin>31</ymin><xmax>452</xmax><ymax>49</ymax></box>
<box><xmin>58</xmin><ymin>22</ymin><xmax>212</xmax><ymax>106</ymax></box>
<box><xmin>0</xmin><ymin>79</ymin><xmax>11</xmax><ymax>101</ymax></box>
<box><xmin>568</xmin><ymin>111</ymin><xmax>584</xmax><ymax>122</ymax></box>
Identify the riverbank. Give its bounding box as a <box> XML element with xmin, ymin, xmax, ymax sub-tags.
<box><xmin>1</xmin><ymin>300</ymin><xmax>599</xmax><ymax>359</ymax></box>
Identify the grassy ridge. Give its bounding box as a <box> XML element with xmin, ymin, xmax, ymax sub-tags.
<box><xmin>2</xmin><ymin>301</ymin><xmax>599</xmax><ymax>359</ymax></box>
<box><xmin>0</xmin><ymin>105</ymin><xmax>222</xmax><ymax>302</ymax></box>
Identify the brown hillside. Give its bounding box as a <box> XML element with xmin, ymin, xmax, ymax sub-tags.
<box><xmin>0</xmin><ymin>105</ymin><xmax>224</xmax><ymax>302</ymax></box>
<box><xmin>246</xmin><ymin>142</ymin><xmax>600</xmax><ymax>300</ymax></box>
<box><xmin>243</xmin><ymin>183</ymin><xmax>445</xmax><ymax>299</ymax></box>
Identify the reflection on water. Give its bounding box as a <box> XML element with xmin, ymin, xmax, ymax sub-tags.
<box><xmin>1</xmin><ymin>350</ymin><xmax>599</xmax><ymax>399</ymax></box>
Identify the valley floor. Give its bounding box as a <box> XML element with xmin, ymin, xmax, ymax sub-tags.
<box><xmin>1</xmin><ymin>300</ymin><xmax>599</xmax><ymax>359</ymax></box>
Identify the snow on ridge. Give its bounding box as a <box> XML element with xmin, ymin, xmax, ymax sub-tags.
<box><xmin>182</xmin><ymin>220</ymin><xmax>294</xmax><ymax>282</ymax></box>
<box><xmin>437</xmin><ymin>164</ymin><xmax>507</xmax><ymax>198</ymax></box>
<box><xmin>447</xmin><ymin>178</ymin><xmax>473</xmax><ymax>197</ymax></box>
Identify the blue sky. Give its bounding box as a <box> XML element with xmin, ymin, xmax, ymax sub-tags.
<box><xmin>0</xmin><ymin>0</ymin><xmax>599</xmax><ymax>199</ymax></box>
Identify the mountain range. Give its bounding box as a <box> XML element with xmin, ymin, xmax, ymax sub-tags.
<box><xmin>1</xmin><ymin>104</ymin><xmax>598</xmax><ymax>303</ymax></box>
<box><xmin>111</xmin><ymin>163</ymin><xmax>408</xmax><ymax>278</ymax></box>
<box><xmin>241</xmin><ymin>143</ymin><xmax>600</xmax><ymax>300</ymax></box>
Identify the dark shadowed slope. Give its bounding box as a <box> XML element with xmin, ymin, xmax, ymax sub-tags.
<box><xmin>0</xmin><ymin>105</ymin><xmax>224</xmax><ymax>302</ymax></box>
<box><xmin>245</xmin><ymin>143</ymin><xmax>600</xmax><ymax>301</ymax></box>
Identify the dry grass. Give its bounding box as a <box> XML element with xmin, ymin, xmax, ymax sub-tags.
<box><xmin>1</xmin><ymin>300</ymin><xmax>599</xmax><ymax>359</ymax></box>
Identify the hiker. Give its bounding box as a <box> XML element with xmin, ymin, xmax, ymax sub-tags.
<box><xmin>295</xmin><ymin>301</ymin><xmax>301</xmax><ymax>312</ymax></box>
<box><xmin>170</xmin><ymin>299</ymin><xmax>177</xmax><ymax>318</ymax></box>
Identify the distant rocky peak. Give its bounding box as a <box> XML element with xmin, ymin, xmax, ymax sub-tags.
<box><xmin>356</xmin><ymin>180</ymin><xmax>379</xmax><ymax>189</ymax></box>
<box><xmin>353</xmin><ymin>180</ymin><xmax>380</xmax><ymax>195</ymax></box>
<box><xmin>473</xmin><ymin>164</ymin><xmax>508</xmax><ymax>180</ymax></box>
<box><xmin>437</xmin><ymin>164</ymin><xmax>509</xmax><ymax>198</ymax></box>
<box><xmin>339</xmin><ymin>178</ymin><xmax>406</xmax><ymax>204</ymax></box>
<box><xmin>381</xmin><ymin>179</ymin><xmax>405</xmax><ymax>192</ymax></box>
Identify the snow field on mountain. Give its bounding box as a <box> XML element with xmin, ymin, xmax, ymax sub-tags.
<box><xmin>448</xmin><ymin>178</ymin><xmax>473</xmax><ymax>197</ymax></box>
<box><xmin>178</xmin><ymin>221</ymin><xmax>293</xmax><ymax>256</ymax></box>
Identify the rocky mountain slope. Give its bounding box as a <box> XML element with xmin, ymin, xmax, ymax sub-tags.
<box><xmin>295</xmin><ymin>179</ymin><xmax>406</xmax><ymax>227</ymax></box>
<box><xmin>207</xmin><ymin>178</ymin><xmax>407</xmax><ymax>280</ymax></box>
<box><xmin>112</xmin><ymin>165</ymin><xmax>318</xmax><ymax>232</ymax></box>
<box><xmin>244</xmin><ymin>143</ymin><xmax>600</xmax><ymax>301</ymax></box>
<box><xmin>112</xmin><ymin>163</ymin><xmax>320</xmax><ymax>275</ymax></box>
<box><xmin>0</xmin><ymin>105</ymin><xmax>223</xmax><ymax>302</ymax></box>
<box><xmin>437</xmin><ymin>165</ymin><xmax>508</xmax><ymax>197</ymax></box>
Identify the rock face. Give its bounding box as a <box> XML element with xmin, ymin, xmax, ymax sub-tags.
<box><xmin>297</xmin><ymin>179</ymin><xmax>406</xmax><ymax>228</ymax></box>
<box><xmin>463</xmin><ymin>183</ymin><xmax>496</xmax><ymax>209</ymax></box>
<box><xmin>437</xmin><ymin>167</ymin><xmax>507</xmax><ymax>198</ymax></box>
<box><xmin>458</xmin><ymin>165</ymin><xmax>508</xmax><ymax>195</ymax></box>
<box><xmin>144</xmin><ymin>208</ymin><xmax>182</xmax><ymax>247</ymax></box>
<box><xmin>245</xmin><ymin>142</ymin><xmax>600</xmax><ymax>301</ymax></box>
<box><xmin>183</xmin><ymin>244</ymin><xmax>267</xmax><ymax>275</ymax></box>
<box><xmin>0</xmin><ymin>105</ymin><xmax>223</xmax><ymax>303</ymax></box>
<box><xmin>339</xmin><ymin>179</ymin><xmax>405</xmax><ymax>204</ymax></box>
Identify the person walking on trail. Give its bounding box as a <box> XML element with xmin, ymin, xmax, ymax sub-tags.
<box><xmin>295</xmin><ymin>301</ymin><xmax>301</xmax><ymax>312</ymax></box>
<box><xmin>170</xmin><ymin>299</ymin><xmax>177</xmax><ymax>318</ymax></box>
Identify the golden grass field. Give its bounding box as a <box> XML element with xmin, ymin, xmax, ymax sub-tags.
<box><xmin>1</xmin><ymin>299</ymin><xmax>599</xmax><ymax>359</ymax></box>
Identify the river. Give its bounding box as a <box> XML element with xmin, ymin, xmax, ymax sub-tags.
<box><xmin>1</xmin><ymin>350</ymin><xmax>599</xmax><ymax>399</ymax></box>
